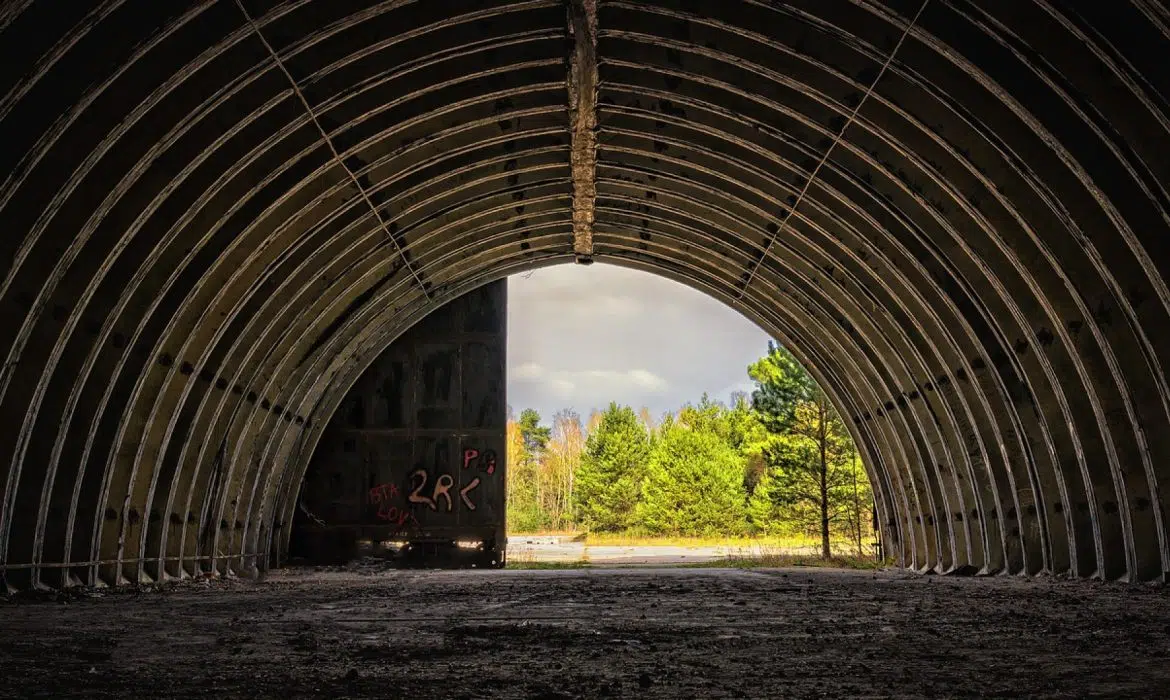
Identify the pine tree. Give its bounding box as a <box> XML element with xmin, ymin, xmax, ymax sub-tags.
<box><xmin>747</xmin><ymin>343</ymin><xmax>865</xmax><ymax>555</ymax></box>
<box><xmin>746</xmin><ymin>432</ymin><xmax>818</xmax><ymax>535</ymax></box>
<box><xmin>748</xmin><ymin>341</ymin><xmax>815</xmax><ymax>433</ymax></box>
<box><xmin>572</xmin><ymin>403</ymin><xmax>650</xmax><ymax>531</ymax></box>
<box><xmin>747</xmin><ymin>463</ymin><xmax>782</xmax><ymax>534</ymax></box>
<box><xmin>636</xmin><ymin>422</ymin><xmax>747</xmax><ymax>536</ymax></box>
<box><xmin>517</xmin><ymin>408</ymin><xmax>551</xmax><ymax>452</ymax></box>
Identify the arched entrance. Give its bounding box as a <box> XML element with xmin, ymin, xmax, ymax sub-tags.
<box><xmin>1</xmin><ymin>0</ymin><xmax>1168</xmax><ymax>590</ymax></box>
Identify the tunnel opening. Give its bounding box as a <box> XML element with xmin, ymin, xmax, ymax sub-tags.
<box><xmin>0</xmin><ymin>0</ymin><xmax>1168</xmax><ymax>594</ymax></box>
<box><xmin>286</xmin><ymin>265</ymin><xmax>883</xmax><ymax>573</ymax></box>
<box><xmin>4</xmin><ymin>0</ymin><xmax>1170</xmax><ymax>693</ymax></box>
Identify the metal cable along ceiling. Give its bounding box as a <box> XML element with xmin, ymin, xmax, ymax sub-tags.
<box><xmin>0</xmin><ymin>0</ymin><xmax>1168</xmax><ymax>591</ymax></box>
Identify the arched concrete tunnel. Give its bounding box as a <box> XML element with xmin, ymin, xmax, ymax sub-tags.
<box><xmin>1</xmin><ymin>0</ymin><xmax>1168</xmax><ymax>592</ymax></box>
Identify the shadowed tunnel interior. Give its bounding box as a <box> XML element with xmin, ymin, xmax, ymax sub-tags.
<box><xmin>1</xmin><ymin>0</ymin><xmax>1169</xmax><ymax>592</ymax></box>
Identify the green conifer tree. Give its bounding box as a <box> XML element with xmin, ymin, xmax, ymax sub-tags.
<box><xmin>636</xmin><ymin>422</ymin><xmax>747</xmax><ymax>536</ymax></box>
<box><xmin>571</xmin><ymin>403</ymin><xmax>650</xmax><ymax>531</ymax></box>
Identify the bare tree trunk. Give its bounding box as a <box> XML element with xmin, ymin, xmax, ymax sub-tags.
<box><xmin>819</xmin><ymin>399</ymin><xmax>830</xmax><ymax>559</ymax></box>
<box><xmin>536</xmin><ymin>459</ymin><xmax>544</xmax><ymax>524</ymax></box>
<box><xmin>567</xmin><ymin>468</ymin><xmax>575</xmax><ymax>523</ymax></box>
<box><xmin>851</xmin><ymin>446</ymin><xmax>862</xmax><ymax>557</ymax></box>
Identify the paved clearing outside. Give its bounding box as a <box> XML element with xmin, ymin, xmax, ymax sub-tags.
<box><xmin>2</xmin><ymin>567</ymin><xmax>1168</xmax><ymax>698</ymax></box>
<box><xmin>506</xmin><ymin>538</ymin><xmax>803</xmax><ymax>565</ymax></box>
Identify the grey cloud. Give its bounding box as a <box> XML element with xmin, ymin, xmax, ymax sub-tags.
<box><xmin>507</xmin><ymin>263</ymin><xmax>773</xmax><ymax>422</ymax></box>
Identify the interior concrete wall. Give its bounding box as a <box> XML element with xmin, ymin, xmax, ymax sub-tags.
<box><xmin>291</xmin><ymin>280</ymin><xmax>506</xmax><ymax>564</ymax></box>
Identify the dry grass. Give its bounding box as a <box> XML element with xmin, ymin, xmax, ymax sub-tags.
<box><xmin>504</xmin><ymin>533</ymin><xmax>886</xmax><ymax>570</ymax></box>
<box><xmin>517</xmin><ymin>531</ymin><xmax>870</xmax><ymax>553</ymax></box>
<box><xmin>583</xmin><ymin>532</ymin><xmax>820</xmax><ymax>548</ymax></box>
<box><xmin>690</xmin><ymin>552</ymin><xmax>891</xmax><ymax>570</ymax></box>
<box><xmin>503</xmin><ymin>546</ymin><xmax>590</xmax><ymax>570</ymax></box>
<box><xmin>503</xmin><ymin>559</ymin><xmax>592</xmax><ymax>570</ymax></box>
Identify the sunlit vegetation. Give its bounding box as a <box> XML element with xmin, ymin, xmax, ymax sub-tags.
<box><xmin>578</xmin><ymin>533</ymin><xmax>822</xmax><ymax>549</ymax></box>
<box><xmin>691</xmin><ymin>552</ymin><xmax>891</xmax><ymax>571</ymax></box>
<box><xmin>506</xmin><ymin>343</ymin><xmax>878</xmax><ymax>558</ymax></box>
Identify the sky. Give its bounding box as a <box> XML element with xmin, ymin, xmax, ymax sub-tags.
<box><xmin>506</xmin><ymin>263</ymin><xmax>774</xmax><ymax>423</ymax></box>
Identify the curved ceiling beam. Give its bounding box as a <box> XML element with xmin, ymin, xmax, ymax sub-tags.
<box><xmin>1</xmin><ymin>0</ymin><xmax>1168</xmax><ymax>590</ymax></box>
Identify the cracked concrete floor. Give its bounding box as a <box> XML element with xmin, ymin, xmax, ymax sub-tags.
<box><xmin>2</xmin><ymin>566</ymin><xmax>1169</xmax><ymax>698</ymax></box>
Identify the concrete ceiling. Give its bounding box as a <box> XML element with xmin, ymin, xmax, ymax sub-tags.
<box><xmin>1</xmin><ymin>0</ymin><xmax>1169</xmax><ymax>590</ymax></box>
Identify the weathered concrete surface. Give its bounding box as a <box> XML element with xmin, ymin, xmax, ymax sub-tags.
<box><xmin>2</xmin><ymin>1</ymin><xmax>1170</xmax><ymax>588</ymax></box>
<box><xmin>293</xmin><ymin>280</ymin><xmax>507</xmax><ymax>567</ymax></box>
<box><xmin>568</xmin><ymin>0</ymin><xmax>599</xmax><ymax>262</ymax></box>
<box><xmin>3</xmin><ymin>568</ymin><xmax>1169</xmax><ymax>698</ymax></box>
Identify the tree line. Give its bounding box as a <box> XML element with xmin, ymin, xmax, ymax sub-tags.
<box><xmin>506</xmin><ymin>343</ymin><xmax>876</xmax><ymax>557</ymax></box>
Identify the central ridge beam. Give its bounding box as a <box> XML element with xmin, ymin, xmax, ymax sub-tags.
<box><xmin>567</xmin><ymin>0</ymin><xmax>599</xmax><ymax>265</ymax></box>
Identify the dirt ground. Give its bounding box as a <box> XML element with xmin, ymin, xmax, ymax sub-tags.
<box><xmin>2</xmin><ymin>565</ymin><xmax>1169</xmax><ymax>699</ymax></box>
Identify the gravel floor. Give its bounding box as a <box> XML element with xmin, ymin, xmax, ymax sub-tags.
<box><xmin>2</xmin><ymin>565</ymin><xmax>1169</xmax><ymax>698</ymax></box>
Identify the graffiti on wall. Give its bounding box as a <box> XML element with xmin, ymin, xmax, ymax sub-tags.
<box><xmin>367</xmin><ymin>446</ymin><xmax>498</xmax><ymax>522</ymax></box>
<box><xmin>462</xmin><ymin>447</ymin><xmax>497</xmax><ymax>475</ymax></box>
<box><xmin>368</xmin><ymin>482</ymin><xmax>420</xmax><ymax>528</ymax></box>
<box><xmin>407</xmin><ymin>469</ymin><xmax>482</xmax><ymax>511</ymax></box>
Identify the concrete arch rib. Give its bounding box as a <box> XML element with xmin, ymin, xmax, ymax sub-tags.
<box><xmin>175</xmin><ymin>128</ymin><xmax>940</xmax><ymax>573</ymax></box>
<box><xmin>1</xmin><ymin>0</ymin><xmax>1168</xmax><ymax>588</ymax></box>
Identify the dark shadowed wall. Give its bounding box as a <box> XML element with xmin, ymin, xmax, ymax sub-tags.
<box><xmin>293</xmin><ymin>281</ymin><xmax>507</xmax><ymax>564</ymax></box>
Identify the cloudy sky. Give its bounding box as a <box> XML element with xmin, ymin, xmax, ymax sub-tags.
<box><xmin>507</xmin><ymin>263</ymin><xmax>773</xmax><ymax>423</ymax></box>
